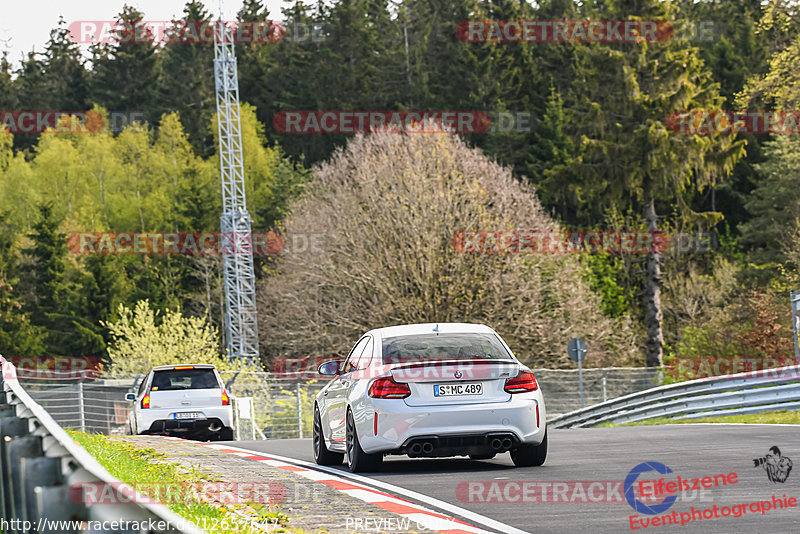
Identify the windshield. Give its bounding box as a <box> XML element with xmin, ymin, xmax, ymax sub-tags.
<box><xmin>150</xmin><ymin>369</ymin><xmax>219</xmax><ymax>391</ymax></box>
<box><xmin>381</xmin><ymin>333</ymin><xmax>513</xmax><ymax>364</ymax></box>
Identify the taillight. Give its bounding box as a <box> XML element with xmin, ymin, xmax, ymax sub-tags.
<box><xmin>141</xmin><ymin>393</ymin><xmax>150</xmax><ymax>409</ymax></box>
<box><xmin>221</xmin><ymin>390</ymin><xmax>230</xmax><ymax>406</ymax></box>
<box><xmin>369</xmin><ymin>378</ymin><xmax>411</xmax><ymax>399</ymax></box>
<box><xmin>505</xmin><ymin>371</ymin><xmax>538</xmax><ymax>393</ymax></box>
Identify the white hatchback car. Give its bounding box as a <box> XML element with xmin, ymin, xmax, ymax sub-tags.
<box><xmin>126</xmin><ymin>364</ymin><xmax>234</xmax><ymax>441</ymax></box>
<box><xmin>313</xmin><ymin>323</ymin><xmax>547</xmax><ymax>472</ymax></box>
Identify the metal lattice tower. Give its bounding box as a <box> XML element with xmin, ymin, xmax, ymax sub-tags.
<box><xmin>214</xmin><ymin>19</ymin><xmax>259</xmax><ymax>363</ymax></box>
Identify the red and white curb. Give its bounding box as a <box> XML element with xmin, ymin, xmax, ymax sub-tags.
<box><xmin>154</xmin><ymin>436</ymin><xmax>507</xmax><ymax>534</ymax></box>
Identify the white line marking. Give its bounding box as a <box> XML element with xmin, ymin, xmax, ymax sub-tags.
<box><xmin>209</xmin><ymin>443</ymin><xmax>531</xmax><ymax>534</ymax></box>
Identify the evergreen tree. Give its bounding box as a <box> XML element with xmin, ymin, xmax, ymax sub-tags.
<box><xmin>20</xmin><ymin>204</ymin><xmax>105</xmax><ymax>357</ymax></box>
<box><xmin>41</xmin><ymin>17</ymin><xmax>90</xmax><ymax>111</ymax></box>
<box><xmin>0</xmin><ymin>212</ymin><xmax>46</xmax><ymax>357</ymax></box>
<box><xmin>554</xmin><ymin>0</ymin><xmax>746</xmax><ymax>366</ymax></box>
<box><xmin>158</xmin><ymin>1</ymin><xmax>216</xmax><ymax>155</ymax></box>
<box><xmin>0</xmin><ymin>52</ymin><xmax>17</xmax><ymax>111</ymax></box>
<box><xmin>91</xmin><ymin>6</ymin><xmax>160</xmax><ymax>120</ymax></box>
<box><xmin>739</xmin><ymin>136</ymin><xmax>800</xmax><ymax>274</ymax></box>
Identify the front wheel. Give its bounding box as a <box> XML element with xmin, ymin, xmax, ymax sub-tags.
<box><xmin>511</xmin><ymin>430</ymin><xmax>547</xmax><ymax>467</ymax></box>
<box><xmin>345</xmin><ymin>411</ymin><xmax>382</xmax><ymax>473</ymax></box>
<box><xmin>313</xmin><ymin>407</ymin><xmax>344</xmax><ymax>466</ymax></box>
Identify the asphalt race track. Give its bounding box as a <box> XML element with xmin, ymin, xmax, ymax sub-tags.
<box><xmin>229</xmin><ymin>425</ymin><xmax>800</xmax><ymax>534</ymax></box>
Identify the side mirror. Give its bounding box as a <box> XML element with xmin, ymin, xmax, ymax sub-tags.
<box><xmin>125</xmin><ymin>393</ymin><xmax>136</xmax><ymax>401</ymax></box>
<box><xmin>318</xmin><ymin>361</ymin><xmax>340</xmax><ymax>376</ymax></box>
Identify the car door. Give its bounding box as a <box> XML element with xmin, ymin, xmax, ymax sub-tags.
<box><xmin>325</xmin><ymin>336</ymin><xmax>371</xmax><ymax>446</ymax></box>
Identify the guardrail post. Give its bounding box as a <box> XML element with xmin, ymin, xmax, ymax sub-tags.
<box><xmin>20</xmin><ymin>457</ymin><xmax>61</xmax><ymax>524</ymax></box>
<box><xmin>77</xmin><ymin>381</ymin><xmax>86</xmax><ymax>432</ymax></box>
<box><xmin>296</xmin><ymin>383</ymin><xmax>303</xmax><ymax>439</ymax></box>
<box><xmin>602</xmin><ymin>374</ymin><xmax>607</xmax><ymax>403</ymax></box>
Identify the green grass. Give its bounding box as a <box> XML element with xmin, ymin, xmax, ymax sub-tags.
<box><xmin>68</xmin><ymin>431</ymin><xmax>298</xmax><ymax>533</ymax></box>
<box><xmin>597</xmin><ymin>410</ymin><xmax>800</xmax><ymax>427</ymax></box>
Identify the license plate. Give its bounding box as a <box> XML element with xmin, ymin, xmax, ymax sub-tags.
<box><xmin>173</xmin><ymin>412</ymin><xmax>202</xmax><ymax>419</ymax></box>
<box><xmin>433</xmin><ymin>383</ymin><xmax>483</xmax><ymax>397</ymax></box>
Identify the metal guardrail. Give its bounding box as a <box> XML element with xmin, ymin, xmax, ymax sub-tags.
<box><xmin>0</xmin><ymin>355</ymin><xmax>205</xmax><ymax>534</ymax></box>
<box><xmin>549</xmin><ymin>364</ymin><xmax>800</xmax><ymax>428</ymax></box>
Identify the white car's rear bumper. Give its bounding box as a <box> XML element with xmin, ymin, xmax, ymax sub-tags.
<box><xmin>353</xmin><ymin>393</ymin><xmax>545</xmax><ymax>454</ymax></box>
<box><xmin>138</xmin><ymin>405</ymin><xmax>233</xmax><ymax>434</ymax></box>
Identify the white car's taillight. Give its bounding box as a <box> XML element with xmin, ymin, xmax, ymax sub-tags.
<box><xmin>504</xmin><ymin>371</ymin><xmax>538</xmax><ymax>393</ymax></box>
<box><xmin>369</xmin><ymin>378</ymin><xmax>411</xmax><ymax>399</ymax></box>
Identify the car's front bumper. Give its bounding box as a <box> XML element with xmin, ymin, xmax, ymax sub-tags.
<box><xmin>353</xmin><ymin>393</ymin><xmax>545</xmax><ymax>454</ymax></box>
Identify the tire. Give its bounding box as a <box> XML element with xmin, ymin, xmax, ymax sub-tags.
<box><xmin>469</xmin><ymin>453</ymin><xmax>496</xmax><ymax>461</ymax></box>
<box><xmin>313</xmin><ymin>407</ymin><xmax>344</xmax><ymax>466</ymax></box>
<box><xmin>345</xmin><ymin>411</ymin><xmax>382</xmax><ymax>473</ymax></box>
<box><xmin>511</xmin><ymin>430</ymin><xmax>547</xmax><ymax>467</ymax></box>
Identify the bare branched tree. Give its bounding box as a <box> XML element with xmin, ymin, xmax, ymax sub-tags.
<box><xmin>257</xmin><ymin>133</ymin><xmax>640</xmax><ymax>368</ymax></box>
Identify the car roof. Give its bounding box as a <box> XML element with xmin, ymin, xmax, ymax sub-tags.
<box><xmin>366</xmin><ymin>322</ymin><xmax>496</xmax><ymax>340</ymax></box>
<box><xmin>151</xmin><ymin>364</ymin><xmax>217</xmax><ymax>371</ymax></box>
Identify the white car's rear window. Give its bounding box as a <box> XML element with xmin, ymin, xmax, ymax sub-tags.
<box><xmin>381</xmin><ymin>333</ymin><xmax>513</xmax><ymax>364</ymax></box>
<box><xmin>151</xmin><ymin>369</ymin><xmax>219</xmax><ymax>391</ymax></box>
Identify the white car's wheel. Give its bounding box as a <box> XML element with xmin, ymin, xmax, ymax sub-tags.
<box><xmin>511</xmin><ymin>430</ymin><xmax>547</xmax><ymax>467</ymax></box>
<box><xmin>313</xmin><ymin>407</ymin><xmax>344</xmax><ymax>465</ymax></box>
<box><xmin>345</xmin><ymin>411</ymin><xmax>382</xmax><ymax>473</ymax></box>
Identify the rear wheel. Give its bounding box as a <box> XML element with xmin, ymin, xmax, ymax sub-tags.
<box><xmin>345</xmin><ymin>411</ymin><xmax>382</xmax><ymax>473</ymax></box>
<box><xmin>313</xmin><ymin>407</ymin><xmax>344</xmax><ymax>466</ymax></box>
<box><xmin>511</xmin><ymin>430</ymin><xmax>547</xmax><ymax>467</ymax></box>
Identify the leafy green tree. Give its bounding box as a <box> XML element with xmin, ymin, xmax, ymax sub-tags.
<box><xmin>104</xmin><ymin>299</ymin><xmax>237</xmax><ymax>375</ymax></box>
<box><xmin>739</xmin><ymin>1</ymin><xmax>800</xmax><ymax>110</ymax></box>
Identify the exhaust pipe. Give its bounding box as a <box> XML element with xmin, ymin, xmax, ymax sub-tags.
<box><xmin>409</xmin><ymin>443</ymin><xmax>422</xmax><ymax>455</ymax></box>
<box><xmin>490</xmin><ymin>439</ymin><xmax>502</xmax><ymax>451</ymax></box>
<box><xmin>501</xmin><ymin>438</ymin><xmax>512</xmax><ymax>450</ymax></box>
<box><xmin>422</xmin><ymin>442</ymin><xmax>434</xmax><ymax>454</ymax></box>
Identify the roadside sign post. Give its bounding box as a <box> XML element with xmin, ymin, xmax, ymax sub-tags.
<box><xmin>791</xmin><ymin>290</ymin><xmax>800</xmax><ymax>366</ymax></box>
<box><xmin>568</xmin><ymin>337</ymin><xmax>588</xmax><ymax>408</ymax></box>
